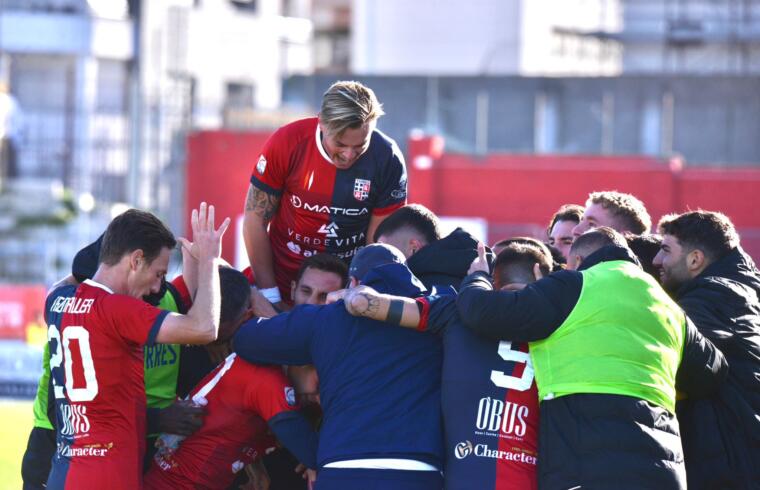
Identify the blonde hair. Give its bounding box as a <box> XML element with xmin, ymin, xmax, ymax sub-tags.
<box><xmin>320</xmin><ymin>81</ymin><xmax>385</xmax><ymax>136</ymax></box>
<box><xmin>588</xmin><ymin>191</ymin><xmax>652</xmax><ymax>234</ymax></box>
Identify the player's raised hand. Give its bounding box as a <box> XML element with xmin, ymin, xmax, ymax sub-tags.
<box><xmin>192</xmin><ymin>202</ymin><xmax>231</xmax><ymax>260</ymax></box>
<box><xmin>467</xmin><ymin>242</ymin><xmax>490</xmax><ymax>275</ymax></box>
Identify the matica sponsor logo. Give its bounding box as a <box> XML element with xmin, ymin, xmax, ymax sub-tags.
<box><xmin>453</xmin><ymin>441</ymin><xmax>537</xmax><ymax>465</ymax></box>
<box><xmin>476</xmin><ymin>397</ymin><xmax>529</xmax><ymax>437</ymax></box>
<box><xmin>290</xmin><ymin>195</ymin><xmax>368</xmax><ymax>216</ymax></box>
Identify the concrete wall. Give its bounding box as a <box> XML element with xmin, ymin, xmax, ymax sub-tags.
<box><xmin>284</xmin><ymin>74</ymin><xmax>760</xmax><ymax>165</ymax></box>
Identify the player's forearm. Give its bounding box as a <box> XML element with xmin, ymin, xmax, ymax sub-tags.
<box><xmin>243</xmin><ymin>211</ymin><xmax>278</xmax><ymax>289</ymax></box>
<box><xmin>345</xmin><ymin>288</ymin><xmax>421</xmax><ymax>328</ymax></box>
<box><xmin>185</xmin><ymin>256</ymin><xmax>221</xmax><ymax>343</ymax></box>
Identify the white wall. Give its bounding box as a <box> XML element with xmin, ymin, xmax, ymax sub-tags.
<box><xmin>351</xmin><ymin>0</ymin><xmax>522</xmax><ymax>75</ymax></box>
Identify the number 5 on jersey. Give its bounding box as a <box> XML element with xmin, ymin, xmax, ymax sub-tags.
<box><xmin>48</xmin><ymin>325</ymin><xmax>99</xmax><ymax>402</ymax></box>
<box><xmin>490</xmin><ymin>341</ymin><xmax>534</xmax><ymax>391</ymax></box>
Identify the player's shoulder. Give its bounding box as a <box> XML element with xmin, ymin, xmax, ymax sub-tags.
<box><xmin>269</xmin><ymin>117</ymin><xmax>317</xmax><ymax>146</ymax></box>
<box><xmin>45</xmin><ymin>284</ymin><xmax>78</xmax><ymax>310</ymax></box>
<box><xmin>236</xmin><ymin>356</ymin><xmax>285</xmax><ymax>378</ymax></box>
<box><xmin>367</xmin><ymin>127</ymin><xmax>405</xmax><ymax>168</ymax></box>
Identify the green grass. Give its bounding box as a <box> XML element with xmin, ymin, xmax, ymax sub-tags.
<box><xmin>0</xmin><ymin>399</ymin><xmax>33</xmax><ymax>490</ymax></box>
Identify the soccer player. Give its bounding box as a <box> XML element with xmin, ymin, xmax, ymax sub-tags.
<box><xmin>334</xmin><ymin>240</ymin><xmax>550</xmax><ymax>490</ymax></box>
<box><xmin>242</xmin><ymin>80</ymin><xmax>407</xmax><ymax>307</ymax></box>
<box><xmin>45</xmin><ymin>204</ymin><xmax>229</xmax><ymax>490</ymax></box>
<box><xmin>143</xmin><ymin>267</ymin><xmax>317</xmax><ymax>489</ymax></box>
<box><xmin>545</xmin><ymin>204</ymin><xmax>583</xmax><ymax>261</ymax></box>
<box><xmin>234</xmin><ymin>244</ymin><xmax>444</xmax><ymax>489</ymax></box>
<box><xmin>572</xmin><ymin>191</ymin><xmax>651</xmax><ymax>237</ymax></box>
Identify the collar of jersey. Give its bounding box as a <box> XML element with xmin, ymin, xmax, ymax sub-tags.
<box><xmin>315</xmin><ymin>123</ymin><xmax>335</xmax><ymax>165</ymax></box>
<box><xmin>83</xmin><ymin>279</ymin><xmax>114</xmax><ymax>294</ymax></box>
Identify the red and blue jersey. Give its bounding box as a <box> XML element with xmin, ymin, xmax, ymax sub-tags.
<box><xmin>144</xmin><ymin>354</ymin><xmax>297</xmax><ymax>489</ymax></box>
<box><xmin>419</xmin><ymin>294</ymin><xmax>539</xmax><ymax>490</ymax></box>
<box><xmin>45</xmin><ymin>280</ymin><xmax>168</xmax><ymax>490</ymax></box>
<box><xmin>250</xmin><ymin>117</ymin><xmax>407</xmax><ymax>295</ymax></box>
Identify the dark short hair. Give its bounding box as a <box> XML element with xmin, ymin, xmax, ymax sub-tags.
<box><xmin>625</xmin><ymin>232</ymin><xmax>662</xmax><ymax>278</ymax></box>
<box><xmin>658</xmin><ymin>211</ymin><xmax>739</xmax><ymax>263</ymax></box>
<box><xmin>294</xmin><ymin>253</ymin><xmax>349</xmax><ymax>285</ymax></box>
<box><xmin>545</xmin><ymin>244</ymin><xmax>567</xmax><ymax>270</ymax></box>
<box><xmin>570</xmin><ymin>226</ymin><xmax>628</xmax><ymax>258</ymax></box>
<box><xmin>219</xmin><ymin>267</ymin><xmax>251</xmax><ymax>324</ymax></box>
<box><xmin>373</xmin><ymin>204</ymin><xmax>441</xmax><ymax>244</ymax></box>
<box><xmin>547</xmin><ymin>204</ymin><xmax>584</xmax><ymax>236</ymax></box>
<box><xmin>99</xmin><ymin>209</ymin><xmax>176</xmax><ymax>265</ymax></box>
<box><xmin>588</xmin><ymin>191</ymin><xmax>651</xmax><ymax>234</ymax></box>
<box><xmin>493</xmin><ymin>239</ymin><xmax>552</xmax><ymax>286</ymax></box>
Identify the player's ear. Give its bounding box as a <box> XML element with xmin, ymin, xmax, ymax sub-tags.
<box><xmin>129</xmin><ymin>249</ymin><xmax>144</xmax><ymax>271</ymax></box>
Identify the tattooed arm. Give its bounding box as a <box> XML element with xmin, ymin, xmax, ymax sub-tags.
<box><xmin>242</xmin><ymin>184</ymin><xmax>282</xmax><ymax>299</ymax></box>
<box><xmin>340</xmin><ymin>285</ymin><xmax>422</xmax><ymax>328</ymax></box>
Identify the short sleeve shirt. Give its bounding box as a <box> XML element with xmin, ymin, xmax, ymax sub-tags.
<box><xmin>250</xmin><ymin>117</ymin><xmax>407</xmax><ymax>294</ymax></box>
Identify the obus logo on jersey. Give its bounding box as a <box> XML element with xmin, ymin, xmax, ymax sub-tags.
<box><xmin>454</xmin><ymin>440</ymin><xmax>473</xmax><ymax>460</ymax></box>
<box><xmin>256</xmin><ymin>155</ymin><xmax>267</xmax><ymax>175</ymax></box>
<box><xmin>60</xmin><ymin>403</ymin><xmax>91</xmax><ymax>437</ymax></box>
<box><xmin>353</xmin><ymin>179</ymin><xmax>371</xmax><ymax>201</ymax></box>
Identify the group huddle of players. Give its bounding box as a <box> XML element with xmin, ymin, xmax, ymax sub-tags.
<box><xmin>19</xmin><ymin>81</ymin><xmax>760</xmax><ymax>490</ymax></box>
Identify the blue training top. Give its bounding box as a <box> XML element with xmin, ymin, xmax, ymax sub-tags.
<box><xmin>233</xmin><ymin>263</ymin><xmax>444</xmax><ymax>468</ymax></box>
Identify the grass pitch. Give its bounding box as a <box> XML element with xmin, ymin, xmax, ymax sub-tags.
<box><xmin>0</xmin><ymin>399</ymin><xmax>33</xmax><ymax>490</ymax></box>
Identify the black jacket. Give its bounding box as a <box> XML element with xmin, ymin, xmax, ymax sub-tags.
<box><xmin>406</xmin><ymin>227</ymin><xmax>493</xmax><ymax>290</ymax></box>
<box><xmin>675</xmin><ymin>247</ymin><xmax>760</xmax><ymax>490</ymax></box>
<box><xmin>457</xmin><ymin>245</ymin><xmax>728</xmax><ymax>490</ymax></box>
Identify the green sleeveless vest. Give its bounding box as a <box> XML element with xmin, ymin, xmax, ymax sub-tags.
<box><xmin>32</xmin><ymin>342</ymin><xmax>53</xmax><ymax>429</ymax></box>
<box><xmin>529</xmin><ymin>260</ymin><xmax>685</xmax><ymax>413</ymax></box>
<box><xmin>144</xmin><ymin>290</ymin><xmax>182</xmax><ymax>409</ymax></box>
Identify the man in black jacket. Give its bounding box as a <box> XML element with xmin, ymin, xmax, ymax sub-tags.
<box><xmin>655</xmin><ymin>210</ymin><xmax>760</xmax><ymax>489</ymax></box>
<box><xmin>373</xmin><ymin>203</ymin><xmax>493</xmax><ymax>289</ymax></box>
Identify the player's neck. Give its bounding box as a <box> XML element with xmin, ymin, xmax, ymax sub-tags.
<box><xmin>91</xmin><ymin>265</ymin><xmax>129</xmax><ymax>296</ymax></box>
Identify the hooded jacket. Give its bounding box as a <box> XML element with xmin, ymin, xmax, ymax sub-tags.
<box><xmin>407</xmin><ymin>227</ymin><xmax>493</xmax><ymax>290</ymax></box>
<box><xmin>675</xmin><ymin>247</ymin><xmax>760</xmax><ymax>490</ymax></box>
<box><xmin>456</xmin><ymin>245</ymin><xmax>727</xmax><ymax>490</ymax></box>
<box><xmin>233</xmin><ymin>263</ymin><xmax>444</xmax><ymax>469</ymax></box>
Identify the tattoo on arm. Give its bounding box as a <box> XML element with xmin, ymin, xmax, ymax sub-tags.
<box><xmin>351</xmin><ymin>292</ymin><xmax>382</xmax><ymax>318</ymax></box>
<box><xmin>245</xmin><ymin>186</ymin><xmax>280</xmax><ymax>222</ymax></box>
<box><xmin>386</xmin><ymin>299</ymin><xmax>404</xmax><ymax>325</ymax></box>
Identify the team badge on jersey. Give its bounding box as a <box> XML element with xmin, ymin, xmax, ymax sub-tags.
<box><xmin>353</xmin><ymin>179</ymin><xmax>371</xmax><ymax>201</ymax></box>
<box><xmin>284</xmin><ymin>387</ymin><xmax>296</xmax><ymax>406</ymax></box>
<box><xmin>256</xmin><ymin>155</ymin><xmax>267</xmax><ymax>175</ymax></box>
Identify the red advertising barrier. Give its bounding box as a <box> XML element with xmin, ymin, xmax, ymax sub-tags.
<box><xmin>0</xmin><ymin>285</ymin><xmax>47</xmax><ymax>341</ymax></box>
<box><xmin>186</xmin><ymin>130</ymin><xmax>760</xmax><ymax>264</ymax></box>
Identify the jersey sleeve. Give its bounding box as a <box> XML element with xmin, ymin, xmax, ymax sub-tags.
<box><xmin>243</xmin><ymin>365</ymin><xmax>299</xmax><ymax>421</ymax></box>
<box><xmin>103</xmin><ymin>294</ymin><xmax>169</xmax><ymax>347</ymax></box>
<box><xmin>250</xmin><ymin>127</ymin><xmax>291</xmax><ymax>196</ymax></box>
<box><xmin>372</xmin><ymin>141</ymin><xmax>407</xmax><ymax>215</ymax></box>
<box><xmin>417</xmin><ymin>294</ymin><xmax>458</xmax><ymax>335</ymax></box>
